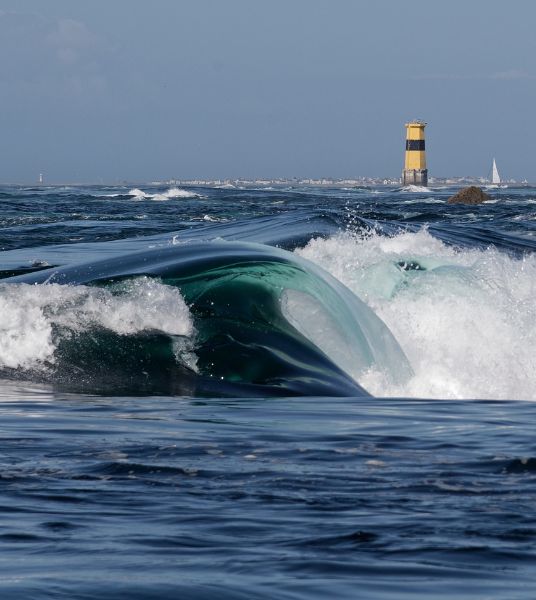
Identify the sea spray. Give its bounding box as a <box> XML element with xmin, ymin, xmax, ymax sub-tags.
<box><xmin>297</xmin><ymin>228</ymin><xmax>536</xmax><ymax>400</ymax></box>
<box><xmin>0</xmin><ymin>277</ymin><xmax>194</xmax><ymax>371</ymax></box>
<box><xmin>128</xmin><ymin>187</ymin><xmax>201</xmax><ymax>200</ymax></box>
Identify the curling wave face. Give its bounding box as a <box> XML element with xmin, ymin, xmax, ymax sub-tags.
<box><xmin>2</xmin><ymin>241</ymin><xmax>411</xmax><ymax>397</ymax></box>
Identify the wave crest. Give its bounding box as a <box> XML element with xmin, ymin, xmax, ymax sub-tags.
<box><xmin>128</xmin><ymin>187</ymin><xmax>201</xmax><ymax>201</ymax></box>
<box><xmin>297</xmin><ymin>229</ymin><xmax>536</xmax><ymax>400</ymax></box>
<box><xmin>0</xmin><ymin>277</ymin><xmax>193</xmax><ymax>371</ymax></box>
<box><xmin>399</xmin><ymin>185</ymin><xmax>432</xmax><ymax>193</ymax></box>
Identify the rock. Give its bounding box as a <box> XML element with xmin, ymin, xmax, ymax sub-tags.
<box><xmin>447</xmin><ymin>186</ymin><xmax>491</xmax><ymax>205</ymax></box>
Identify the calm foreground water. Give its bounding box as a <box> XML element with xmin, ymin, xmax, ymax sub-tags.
<box><xmin>0</xmin><ymin>183</ymin><xmax>535</xmax><ymax>598</ymax></box>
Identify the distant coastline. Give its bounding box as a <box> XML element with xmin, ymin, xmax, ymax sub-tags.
<box><xmin>154</xmin><ymin>176</ymin><xmax>526</xmax><ymax>187</ymax></box>
<box><xmin>0</xmin><ymin>176</ymin><xmax>530</xmax><ymax>187</ymax></box>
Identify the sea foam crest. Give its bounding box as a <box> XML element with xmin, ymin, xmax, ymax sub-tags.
<box><xmin>297</xmin><ymin>229</ymin><xmax>536</xmax><ymax>400</ymax></box>
<box><xmin>128</xmin><ymin>187</ymin><xmax>200</xmax><ymax>200</ymax></box>
<box><xmin>0</xmin><ymin>277</ymin><xmax>194</xmax><ymax>370</ymax></box>
<box><xmin>399</xmin><ymin>184</ymin><xmax>432</xmax><ymax>193</ymax></box>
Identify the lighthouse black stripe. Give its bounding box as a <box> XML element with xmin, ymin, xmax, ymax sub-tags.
<box><xmin>406</xmin><ymin>140</ymin><xmax>425</xmax><ymax>151</ymax></box>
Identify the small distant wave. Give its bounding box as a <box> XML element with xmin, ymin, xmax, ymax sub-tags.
<box><xmin>202</xmin><ymin>215</ymin><xmax>227</xmax><ymax>222</ymax></box>
<box><xmin>128</xmin><ymin>187</ymin><xmax>201</xmax><ymax>201</ymax></box>
<box><xmin>399</xmin><ymin>185</ymin><xmax>432</xmax><ymax>193</ymax></box>
<box><xmin>339</xmin><ymin>187</ymin><xmax>377</xmax><ymax>193</ymax></box>
<box><xmin>401</xmin><ymin>197</ymin><xmax>443</xmax><ymax>204</ymax></box>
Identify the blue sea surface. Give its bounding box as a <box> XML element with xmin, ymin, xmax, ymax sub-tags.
<box><xmin>0</xmin><ymin>183</ymin><xmax>535</xmax><ymax>598</ymax></box>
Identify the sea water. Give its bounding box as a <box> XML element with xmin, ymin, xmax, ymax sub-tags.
<box><xmin>0</xmin><ymin>183</ymin><xmax>535</xmax><ymax>598</ymax></box>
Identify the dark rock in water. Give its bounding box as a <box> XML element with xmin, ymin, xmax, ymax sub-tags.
<box><xmin>447</xmin><ymin>186</ymin><xmax>491</xmax><ymax>205</ymax></box>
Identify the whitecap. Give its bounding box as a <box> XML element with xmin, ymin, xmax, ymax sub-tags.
<box><xmin>399</xmin><ymin>185</ymin><xmax>433</xmax><ymax>193</ymax></box>
<box><xmin>152</xmin><ymin>187</ymin><xmax>200</xmax><ymax>200</ymax></box>
<box><xmin>296</xmin><ymin>229</ymin><xmax>536</xmax><ymax>400</ymax></box>
<box><xmin>128</xmin><ymin>188</ymin><xmax>150</xmax><ymax>199</ymax></box>
<box><xmin>0</xmin><ymin>278</ymin><xmax>194</xmax><ymax>371</ymax></box>
<box><xmin>128</xmin><ymin>187</ymin><xmax>201</xmax><ymax>201</ymax></box>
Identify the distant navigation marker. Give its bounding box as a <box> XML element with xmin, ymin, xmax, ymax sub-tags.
<box><xmin>402</xmin><ymin>121</ymin><xmax>428</xmax><ymax>186</ymax></box>
<box><xmin>39</xmin><ymin>173</ymin><xmax>43</xmax><ymax>184</ymax></box>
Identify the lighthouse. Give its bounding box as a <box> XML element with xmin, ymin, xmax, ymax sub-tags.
<box><xmin>402</xmin><ymin>120</ymin><xmax>428</xmax><ymax>186</ymax></box>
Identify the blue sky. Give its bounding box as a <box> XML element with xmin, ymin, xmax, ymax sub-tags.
<box><xmin>0</xmin><ymin>0</ymin><xmax>535</xmax><ymax>182</ymax></box>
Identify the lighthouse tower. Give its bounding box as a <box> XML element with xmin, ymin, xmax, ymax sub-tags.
<box><xmin>402</xmin><ymin>120</ymin><xmax>428</xmax><ymax>186</ymax></box>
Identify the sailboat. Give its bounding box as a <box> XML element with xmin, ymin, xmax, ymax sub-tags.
<box><xmin>488</xmin><ymin>158</ymin><xmax>507</xmax><ymax>188</ymax></box>
<box><xmin>491</xmin><ymin>158</ymin><xmax>500</xmax><ymax>185</ymax></box>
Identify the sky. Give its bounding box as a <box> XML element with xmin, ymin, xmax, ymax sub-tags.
<box><xmin>0</xmin><ymin>0</ymin><xmax>535</xmax><ymax>183</ymax></box>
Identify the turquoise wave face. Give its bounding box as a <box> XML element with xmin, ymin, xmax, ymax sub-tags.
<box><xmin>4</xmin><ymin>241</ymin><xmax>411</xmax><ymax>397</ymax></box>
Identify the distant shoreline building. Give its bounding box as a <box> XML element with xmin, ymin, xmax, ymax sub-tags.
<box><xmin>402</xmin><ymin>121</ymin><xmax>428</xmax><ymax>186</ymax></box>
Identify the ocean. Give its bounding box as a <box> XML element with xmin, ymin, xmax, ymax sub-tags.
<box><xmin>0</xmin><ymin>182</ymin><xmax>535</xmax><ymax>598</ymax></box>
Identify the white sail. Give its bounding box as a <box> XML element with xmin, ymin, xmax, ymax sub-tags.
<box><xmin>491</xmin><ymin>158</ymin><xmax>501</xmax><ymax>184</ymax></box>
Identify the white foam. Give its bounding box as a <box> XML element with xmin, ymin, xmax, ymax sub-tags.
<box><xmin>128</xmin><ymin>188</ymin><xmax>150</xmax><ymax>199</ymax></box>
<box><xmin>296</xmin><ymin>230</ymin><xmax>536</xmax><ymax>400</ymax></box>
<box><xmin>128</xmin><ymin>187</ymin><xmax>200</xmax><ymax>201</ymax></box>
<box><xmin>152</xmin><ymin>187</ymin><xmax>199</xmax><ymax>200</ymax></box>
<box><xmin>0</xmin><ymin>278</ymin><xmax>194</xmax><ymax>371</ymax></box>
<box><xmin>400</xmin><ymin>185</ymin><xmax>432</xmax><ymax>193</ymax></box>
<box><xmin>402</xmin><ymin>197</ymin><xmax>444</xmax><ymax>204</ymax></box>
<box><xmin>200</xmin><ymin>215</ymin><xmax>228</xmax><ymax>222</ymax></box>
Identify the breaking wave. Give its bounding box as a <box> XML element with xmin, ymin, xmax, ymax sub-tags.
<box><xmin>0</xmin><ymin>277</ymin><xmax>194</xmax><ymax>371</ymax></box>
<box><xmin>1</xmin><ymin>241</ymin><xmax>411</xmax><ymax>397</ymax></box>
<box><xmin>128</xmin><ymin>187</ymin><xmax>201</xmax><ymax>200</ymax></box>
<box><xmin>296</xmin><ymin>228</ymin><xmax>536</xmax><ymax>400</ymax></box>
<box><xmin>399</xmin><ymin>185</ymin><xmax>433</xmax><ymax>193</ymax></box>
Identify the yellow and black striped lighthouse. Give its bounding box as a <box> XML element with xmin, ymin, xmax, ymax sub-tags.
<box><xmin>402</xmin><ymin>120</ymin><xmax>428</xmax><ymax>186</ymax></box>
